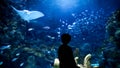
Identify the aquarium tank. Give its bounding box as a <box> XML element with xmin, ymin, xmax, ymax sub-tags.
<box><xmin>0</xmin><ymin>0</ymin><xmax>120</xmax><ymax>68</ymax></box>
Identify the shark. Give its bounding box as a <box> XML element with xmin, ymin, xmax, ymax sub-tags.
<box><xmin>11</xmin><ymin>6</ymin><xmax>44</xmax><ymax>22</ymax></box>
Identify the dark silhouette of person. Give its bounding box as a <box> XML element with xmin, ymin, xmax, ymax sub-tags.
<box><xmin>58</xmin><ymin>34</ymin><xmax>79</xmax><ymax>68</ymax></box>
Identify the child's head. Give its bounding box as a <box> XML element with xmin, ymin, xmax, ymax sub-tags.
<box><xmin>61</xmin><ymin>34</ymin><xmax>71</xmax><ymax>44</ymax></box>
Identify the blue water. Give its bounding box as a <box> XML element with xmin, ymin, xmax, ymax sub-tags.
<box><xmin>0</xmin><ymin>0</ymin><xmax>120</xmax><ymax>68</ymax></box>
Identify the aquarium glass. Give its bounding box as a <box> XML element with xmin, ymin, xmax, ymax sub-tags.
<box><xmin>0</xmin><ymin>0</ymin><xmax>120</xmax><ymax>68</ymax></box>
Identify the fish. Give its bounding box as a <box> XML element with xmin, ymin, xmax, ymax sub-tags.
<box><xmin>28</xmin><ymin>28</ymin><xmax>34</xmax><ymax>31</ymax></box>
<box><xmin>16</xmin><ymin>53</ymin><xmax>20</xmax><ymax>56</ymax></box>
<box><xmin>0</xmin><ymin>61</ymin><xmax>3</xmax><ymax>65</ymax></box>
<box><xmin>20</xmin><ymin>62</ymin><xmax>24</xmax><ymax>67</ymax></box>
<box><xmin>12</xmin><ymin>58</ymin><xmax>18</xmax><ymax>62</ymax></box>
<box><xmin>47</xmin><ymin>35</ymin><xmax>55</xmax><ymax>39</ymax></box>
<box><xmin>43</xmin><ymin>26</ymin><xmax>50</xmax><ymax>30</ymax></box>
<box><xmin>0</xmin><ymin>45</ymin><xmax>11</xmax><ymax>50</ymax></box>
<box><xmin>91</xmin><ymin>63</ymin><xmax>99</xmax><ymax>67</ymax></box>
<box><xmin>11</xmin><ymin>6</ymin><xmax>44</xmax><ymax>22</ymax></box>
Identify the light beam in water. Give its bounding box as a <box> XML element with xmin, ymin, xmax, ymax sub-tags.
<box><xmin>56</xmin><ymin>0</ymin><xmax>78</xmax><ymax>10</ymax></box>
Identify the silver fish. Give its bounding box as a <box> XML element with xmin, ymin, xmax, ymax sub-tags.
<box><xmin>43</xmin><ymin>26</ymin><xmax>50</xmax><ymax>30</ymax></box>
<box><xmin>0</xmin><ymin>45</ymin><xmax>11</xmax><ymax>50</ymax></box>
<box><xmin>20</xmin><ymin>62</ymin><xmax>24</xmax><ymax>67</ymax></box>
<box><xmin>12</xmin><ymin>58</ymin><xmax>18</xmax><ymax>62</ymax></box>
<box><xmin>0</xmin><ymin>61</ymin><xmax>3</xmax><ymax>65</ymax></box>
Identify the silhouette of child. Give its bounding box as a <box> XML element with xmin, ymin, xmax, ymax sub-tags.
<box><xmin>58</xmin><ymin>34</ymin><xmax>79</xmax><ymax>68</ymax></box>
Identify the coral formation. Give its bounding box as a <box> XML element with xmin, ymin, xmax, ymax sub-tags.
<box><xmin>99</xmin><ymin>10</ymin><xmax>120</xmax><ymax>68</ymax></box>
<box><xmin>53</xmin><ymin>58</ymin><xmax>59</xmax><ymax>68</ymax></box>
<box><xmin>76</xmin><ymin>54</ymin><xmax>91</xmax><ymax>68</ymax></box>
<box><xmin>106</xmin><ymin>10</ymin><xmax>120</xmax><ymax>43</ymax></box>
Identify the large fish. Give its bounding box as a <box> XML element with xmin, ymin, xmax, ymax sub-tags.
<box><xmin>11</xmin><ymin>6</ymin><xmax>44</xmax><ymax>22</ymax></box>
